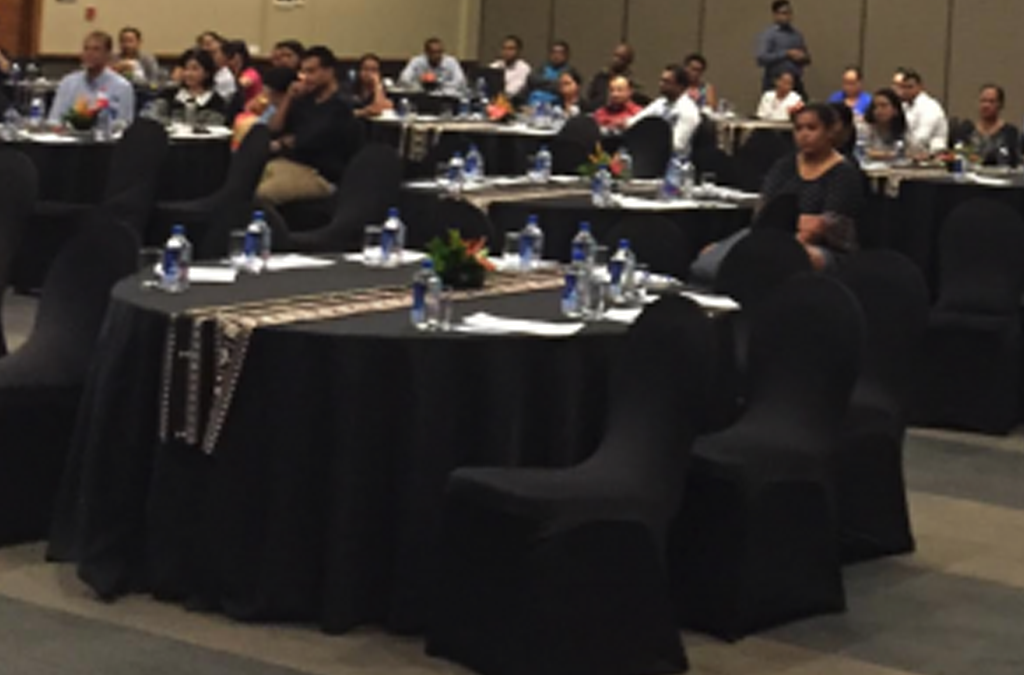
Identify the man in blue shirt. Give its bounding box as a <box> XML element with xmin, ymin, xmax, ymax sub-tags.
<box><xmin>828</xmin><ymin>66</ymin><xmax>873</xmax><ymax>117</ymax></box>
<box><xmin>49</xmin><ymin>31</ymin><xmax>135</xmax><ymax>125</ymax></box>
<box><xmin>528</xmin><ymin>41</ymin><xmax>571</xmax><ymax>108</ymax></box>
<box><xmin>399</xmin><ymin>37</ymin><xmax>467</xmax><ymax>96</ymax></box>
<box><xmin>755</xmin><ymin>0</ymin><xmax>810</xmax><ymax>94</ymax></box>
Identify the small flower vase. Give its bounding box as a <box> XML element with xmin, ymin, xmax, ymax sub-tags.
<box><xmin>440</xmin><ymin>262</ymin><xmax>487</xmax><ymax>290</ymax></box>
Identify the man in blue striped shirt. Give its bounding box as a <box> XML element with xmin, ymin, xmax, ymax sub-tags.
<box><xmin>48</xmin><ymin>31</ymin><xmax>135</xmax><ymax>125</ymax></box>
<box><xmin>755</xmin><ymin>0</ymin><xmax>811</xmax><ymax>95</ymax></box>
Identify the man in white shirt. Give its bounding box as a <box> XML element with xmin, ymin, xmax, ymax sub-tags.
<box><xmin>627</xmin><ymin>64</ymin><xmax>701</xmax><ymax>156</ymax></box>
<box><xmin>399</xmin><ymin>37</ymin><xmax>467</xmax><ymax>96</ymax></box>
<box><xmin>49</xmin><ymin>31</ymin><xmax>136</xmax><ymax>125</ymax></box>
<box><xmin>898</xmin><ymin>69</ymin><xmax>948</xmax><ymax>153</ymax></box>
<box><xmin>490</xmin><ymin>35</ymin><xmax>531</xmax><ymax>99</ymax></box>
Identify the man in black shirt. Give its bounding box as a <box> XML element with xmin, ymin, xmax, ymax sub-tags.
<box><xmin>585</xmin><ymin>43</ymin><xmax>638</xmax><ymax>109</ymax></box>
<box><xmin>259</xmin><ymin>45</ymin><xmax>362</xmax><ymax>205</ymax></box>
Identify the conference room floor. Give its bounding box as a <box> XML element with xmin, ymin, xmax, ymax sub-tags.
<box><xmin>2</xmin><ymin>293</ymin><xmax>1023</xmax><ymax>675</ymax></box>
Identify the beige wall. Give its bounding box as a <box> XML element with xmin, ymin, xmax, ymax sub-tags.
<box><xmin>479</xmin><ymin>0</ymin><xmax>1024</xmax><ymax>124</ymax></box>
<box><xmin>40</xmin><ymin>0</ymin><xmax>481</xmax><ymax>59</ymax></box>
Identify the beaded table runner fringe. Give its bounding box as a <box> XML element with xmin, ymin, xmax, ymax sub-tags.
<box><xmin>159</xmin><ymin>272</ymin><xmax>564</xmax><ymax>454</ymax></box>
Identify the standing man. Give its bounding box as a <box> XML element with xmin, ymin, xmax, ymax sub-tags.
<box><xmin>586</xmin><ymin>43</ymin><xmax>638</xmax><ymax>106</ymax></box>
<box><xmin>489</xmin><ymin>35</ymin><xmax>531</xmax><ymax>99</ymax></box>
<box><xmin>49</xmin><ymin>31</ymin><xmax>135</xmax><ymax>125</ymax></box>
<box><xmin>399</xmin><ymin>37</ymin><xmax>467</xmax><ymax>96</ymax></box>
<box><xmin>627</xmin><ymin>64</ymin><xmax>701</xmax><ymax>156</ymax></box>
<box><xmin>259</xmin><ymin>46</ymin><xmax>362</xmax><ymax>206</ymax></box>
<box><xmin>756</xmin><ymin>0</ymin><xmax>810</xmax><ymax>94</ymax></box>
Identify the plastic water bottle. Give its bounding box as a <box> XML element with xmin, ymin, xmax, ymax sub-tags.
<box><xmin>28</xmin><ymin>95</ymin><xmax>44</xmax><ymax>130</ymax></box>
<box><xmin>533</xmin><ymin>101</ymin><xmax>549</xmax><ymax>129</ymax></box>
<box><xmin>608</xmin><ymin>239</ymin><xmax>636</xmax><ymax>303</ymax></box>
<box><xmin>446</xmin><ymin>152</ymin><xmax>466</xmax><ymax>196</ymax></box>
<box><xmin>519</xmin><ymin>214</ymin><xmax>544</xmax><ymax>271</ymax></box>
<box><xmin>561</xmin><ymin>247</ymin><xmax>586</xmax><ymax>318</ymax></box>
<box><xmin>2</xmin><ymin>108</ymin><xmax>20</xmax><ymax>140</ymax></box>
<box><xmin>475</xmin><ymin>76</ymin><xmax>489</xmax><ymax>116</ymax></box>
<box><xmin>591</xmin><ymin>167</ymin><xmax>613</xmax><ymax>207</ymax></box>
<box><xmin>618</xmin><ymin>146</ymin><xmax>633</xmax><ymax>181</ymax></box>
<box><xmin>161</xmin><ymin>225</ymin><xmax>192</xmax><ymax>293</ymax></box>
<box><xmin>397</xmin><ymin>97</ymin><xmax>410</xmax><ymax>119</ymax></box>
<box><xmin>244</xmin><ymin>210</ymin><xmax>271</xmax><ymax>273</ymax></box>
<box><xmin>464</xmin><ymin>143</ymin><xmax>485</xmax><ymax>182</ymax></box>
<box><xmin>381</xmin><ymin>207</ymin><xmax>405</xmax><ymax>266</ymax></box>
<box><xmin>894</xmin><ymin>139</ymin><xmax>906</xmax><ymax>162</ymax></box>
<box><xmin>458</xmin><ymin>93</ymin><xmax>471</xmax><ymax>119</ymax></box>
<box><xmin>571</xmin><ymin>221</ymin><xmax>597</xmax><ymax>266</ymax></box>
<box><xmin>411</xmin><ymin>259</ymin><xmax>442</xmax><ymax>329</ymax></box>
<box><xmin>534</xmin><ymin>144</ymin><xmax>553</xmax><ymax>182</ymax></box>
<box><xmin>660</xmin><ymin>154</ymin><xmax>684</xmax><ymax>200</ymax></box>
<box><xmin>680</xmin><ymin>155</ymin><xmax>696</xmax><ymax>199</ymax></box>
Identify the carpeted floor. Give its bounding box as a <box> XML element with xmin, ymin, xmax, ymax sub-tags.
<box><xmin>2</xmin><ymin>293</ymin><xmax>1023</xmax><ymax>675</ymax></box>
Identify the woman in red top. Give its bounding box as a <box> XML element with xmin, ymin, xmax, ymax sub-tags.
<box><xmin>592</xmin><ymin>75</ymin><xmax>642</xmax><ymax>131</ymax></box>
<box><xmin>224</xmin><ymin>39</ymin><xmax>263</xmax><ymax>105</ymax></box>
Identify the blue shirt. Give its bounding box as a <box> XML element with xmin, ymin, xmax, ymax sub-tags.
<box><xmin>48</xmin><ymin>68</ymin><xmax>136</xmax><ymax>124</ymax></box>
<box><xmin>829</xmin><ymin>90</ymin><xmax>873</xmax><ymax>117</ymax></box>
<box><xmin>398</xmin><ymin>54</ymin><xmax>467</xmax><ymax>96</ymax></box>
<box><xmin>528</xmin><ymin>63</ymin><xmax>567</xmax><ymax>107</ymax></box>
<box><xmin>755</xmin><ymin>24</ymin><xmax>810</xmax><ymax>91</ymax></box>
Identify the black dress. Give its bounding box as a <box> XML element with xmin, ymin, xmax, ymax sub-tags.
<box><xmin>950</xmin><ymin>120</ymin><xmax>1021</xmax><ymax>167</ymax></box>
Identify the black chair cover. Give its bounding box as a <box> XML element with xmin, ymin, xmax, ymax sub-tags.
<box><xmin>835</xmin><ymin>251</ymin><xmax>929</xmax><ymax>563</ymax></box>
<box><xmin>623</xmin><ymin>117</ymin><xmax>672</xmax><ymax>179</ymax></box>
<box><xmin>418</xmin><ymin>198</ymin><xmax>497</xmax><ymax>248</ymax></box>
<box><xmin>426</xmin><ymin>296</ymin><xmax>716</xmax><ymax>675</ymax></box>
<box><xmin>285</xmin><ymin>143</ymin><xmax>403</xmax><ymax>253</ymax></box>
<box><xmin>670</xmin><ymin>274</ymin><xmax>863</xmax><ymax>640</ymax></box>
<box><xmin>911</xmin><ymin>198</ymin><xmax>1024</xmax><ymax>434</ymax></box>
<box><xmin>751</xmin><ymin>193</ymin><xmax>800</xmax><ymax>234</ymax></box>
<box><xmin>0</xmin><ymin>148</ymin><xmax>38</xmax><ymax>356</ymax></box>
<box><xmin>714</xmin><ymin>228</ymin><xmax>811</xmax><ymax>307</ymax></box>
<box><xmin>692</xmin><ymin>145</ymin><xmax>740</xmax><ymax>189</ymax></box>
<box><xmin>552</xmin><ymin>116</ymin><xmax>600</xmax><ymax>175</ymax></box>
<box><xmin>735</xmin><ymin>131</ymin><xmax>792</xmax><ymax>193</ymax></box>
<box><xmin>604</xmin><ymin>215</ymin><xmax>696</xmax><ymax>280</ymax></box>
<box><xmin>0</xmin><ymin>218</ymin><xmax>138</xmax><ymax>544</ymax></box>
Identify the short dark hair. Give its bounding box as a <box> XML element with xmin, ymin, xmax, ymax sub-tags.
<box><xmin>85</xmin><ymin>31</ymin><xmax>114</xmax><ymax>52</ymax></box>
<box><xmin>119</xmin><ymin>27</ymin><xmax>141</xmax><ymax>41</ymax></box>
<box><xmin>902</xmin><ymin>69</ymin><xmax>922</xmax><ymax>85</ymax></box>
<box><xmin>179</xmin><ymin>48</ymin><xmax>216</xmax><ymax>89</ymax></box>
<box><xmin>552</xmin><ymin>40</ymin><xmax>571</xmax><ymax>55</ymax></box>
<box><xmin>664</xmin><ymin>63</ymin><xmax>689</xmax><ymax>87</ymax></box>
<box><xmin>796</xmin><ymin>102</ymin><xmax>839</xmax><ymax>128</ymax></box>
<box><xmin>561</xmin><ymin>67</ymin><xmax>582</xmax><ymax>86</ymax></box>
<box><xmin>424</xmin><ymin>37</ymin><xmax>443</xmax><ymax>51</ymax></box>
<box><xmin>504</xmin><ymin>35</ymin><xmax>523</xmax><ymax>50</ymax></box>
<box><xmin>222</xmin><ymin>40</ymin><xmax>250</xmax><ymax>68</ymax></box>
<box><xmin>864</xmin><ymin>88</ymin><xmax>908</xmax><ymax>139</ymax></box>
<box><xmin>197</xmin><ymin>30</ymin><xmax>223</xmax><ymax>46</ymax></box>
<box><xmin>980</xmin><ymin>83</ymin><xmax>1006</xmax><ymax>107</ymax></box>
<box><xmin>303</xmin><ymin>45</ymin><xmax>337</xmax><ymax>71</ymax></box>
<box><xmin>772</xmin><ymin>0</ymin><xmax>791</xmax><ymax>12</ymax></box>
<box><xmin>684</xmin><ymin>53</ymin><xmax>708</xmax><ymax>69</ymax></box>
<box><xmin>274</xmin><ymin>39</ymin><xmax>305</xmax><ymax>58</ymax></box>
<box><xmin>263</xmin><ymin>66</ymin><xmax>297</xmax><ymax>93</ymax></box>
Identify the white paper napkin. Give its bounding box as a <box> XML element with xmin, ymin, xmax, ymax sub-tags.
<box><xmin>458</xmin><ymin>312</ymin><xmax>584</xmax><ymax>336</ymax></box>
<box><xmin>189</xmin><ymin>267</ymin><xmax>238</xmax><ymax>284</ymax></box>
<box><xmin>679</xmin><ymin>290</ymin><xmax>740</xmax><ymax>312</ymax></box>
<box><xmin>264</xmin><ymin>254</ymin><xmax>337</xmax><ymax>271</ymax></box>
<box><xmin>342</xmin><ymin>249</ymin><xmax>428</xmax><ymax>265</ymax></box>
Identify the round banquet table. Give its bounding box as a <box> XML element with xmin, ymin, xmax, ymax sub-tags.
<box><xmin>48</xmin><ymin>260</ymin><xmax>630</xmax><ymax>635</ymax></box>
<box><xmin>10</xmin><ymin>131</ymin><xmax>232</xmax><ymax>204</ymax></box>
<box><xmin>896</xmin><ymin>173</ymin><xmax>1024</xmax><ymax>295</ymax></box>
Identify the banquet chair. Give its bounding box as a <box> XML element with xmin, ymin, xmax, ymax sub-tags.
<box><xmin>551</xmin><ymin>115</ymin><xmax>600</xmax><ymax>175</ymax></box>
<box><xmin>734</xmin><ymin>129</ymin><xmax>792</xmax><ymax>193</ymax></box>
<box><xmin>751</xmin><ymin>193</ymin><xmax>799</xmax><ymax>233</ymax></box>
<box><xmin>416</xmin><ymin>198</ymin><xmax>497</xmax><ymax>249</ymax></box>
<box><xmin>911</xmin><ymin>198</ymin><xmax>1024</xmax><ymax>434</ymax></box>
<box><xmin>280</xmin><ymin>143</ymin><xmax>402</xmax><ymax>253</ymax></box>
<box><xmin>835</xmin><ymin>251</ymin><xmax>929</xmax><ymax>563</ymax></box>
<box><xmin>714</xmin><ymin>228</ymin><xmax>811</xmax><ymax>307</ymax></box>
<box><xmin>0</xmin><ymin>149</ymin><xmax>39</xmax><ymax>357</ymax></box>
<box><xmin>605</xmin><ymin>215</ymin><xmax>696</xmax><ymax>281</ymax></box>
<box><xmin>426</xmin><ymin>296</ymin><xmax>715</xmax><ymax>675</ymax></box>
<box><xmin>0</xmin><ymin>217</ymin><xmax>138</xmax><ymax>545</ymax></box>
<box><xmin>622</xmin><ymin>117</ymin><xmax>672</xmax><ymax>179</ymax></box>
<box><xmin>152</xmin><ymin>125</ymin><xmax>271</xmax><ymax>258</ymax></box>
<box><xmin>692</xmin><ymin>146</ymin><xmax>740</xmax><ymax>189</ymax></box>
<box><xmin>670</xmin><ymin>275</ymin><xmax>863</xmax><ymax>641</ymax></box>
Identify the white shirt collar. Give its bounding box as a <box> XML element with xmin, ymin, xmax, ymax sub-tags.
<box><xmin>176</xmin><ymin>88</ymin><xmax>214</xmax><ymax>106</ymax></box>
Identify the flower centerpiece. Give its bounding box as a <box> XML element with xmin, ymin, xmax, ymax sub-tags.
<box><xmin>420</xmin><ymin>70</ymin><xmax>440</xmax><ymax>92</ymax></box>
<box><xmin>426</xmin><ymin>229</ymin><xmax>496</xmax><ymax>289</ymax></box>
<box><xmin>64</xmin><ymin>94</ymin><xmax>108</xmax><ymax>131</ymax></box>
<box><xmin>578</xmin><ymin>143</ymin><xmax>630</xmax><ymax>180</ymax></box>
<box><xmin>487</xmin><ymin>93</ymin><xmax>514</xmax><ymax>123</ymax></box>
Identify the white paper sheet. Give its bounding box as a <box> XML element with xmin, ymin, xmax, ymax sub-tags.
<box><xmin>611</xmin><ymin>195</ymin><xmax>738</xmax><ymax>211</ymax></box>
<box><xmin>342</xmin><ymin>250</ymin><xmax>427</xmax><ymax>265</ymax></box>
<box><xmin>603</xmin><ymin>307</ymin><xmax>644</xmax><ymax>324</ymax></box>
<box><xmin>458</xmin><ymin>312</ymin><xmax>584</xmax><ymax>336</ymax></box>
<box><xmin>188</xmin><ymin>267</ymin><xmax>238</xmax><ymax>284</ymax></box>
<box><xmin>679</xmin><ymin>290</ymin><xmax>740</xmax><ymax>311</ymax></box>
<box><xmin>265</xmin><ymin>254</ymin><xmax>337</xmax><ymax>271</ymax></box>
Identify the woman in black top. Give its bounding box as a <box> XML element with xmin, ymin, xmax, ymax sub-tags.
<box><xmin>863</xmin><ymin>88</ymin><xmax>907</xmax><ymax>152</ymax></box>
<box><xmin>760</xmin><ymin>103</ymin><xmax>865</xmax><ymax>270</ymax></box>
<box><xmin>349</xmin><ymin>53</ymin><xmax>393</xmax><ymax>119</ymax></box>
<box><xmin>166</xmin><ymin>48</ymin><xmax>228</xmax><ymax>126</ymax></box>
<box><xmin>950</xmin><ymin>83</ymin><xmax>1021</xmax><ymax>167</ymax></box>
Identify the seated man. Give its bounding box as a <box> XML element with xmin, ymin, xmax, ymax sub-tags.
<box><xmin>399</xmin><ymin>37</ymin><xmax>466</xmax><ymax>96</ymax></box>
<box><xmin>49</xmin><ymin>31</ymin><xmax>135</xmax><ymax>125</ymax></box>
<box><xmin>271</xmin><ymin>40</ymin><xmax>304</xmax><ymax>71</ymax></box>
<box><xmin>586</xmin><ymin>43</ymin><xmax>638</xmax><ymax>107</ymax></box>
<box><xmin>592</xmin><ymin>76</ymin><xmax>642</xmax><ymax>131</ymax></box>
<box><xmin>259</xmin><ymin>46</ymin><xmax>362</xmax><ymax>206</ymax></box>
<box><xmin>527</xmin><ymin>40</ymin><xmax>571</xmax><ymax>108</ymax></box>
<box><xmin>489</xmin><ymin>35</ymin><xmax>531</xmax><ymax>99</ymax></box>
<box><xmin>114</xmin><ymin>27</ymin><xmax>159</xmax><ymax>84</ymax></box>
<box><xmin>626</xmin><ymin>64</ymin><xmax>700</xmax><ymax>156</ymax></box>
<box><xmin>898</xmin><ymin>69</ymin><xmax>948</xmax><ymax>153</ymax></box>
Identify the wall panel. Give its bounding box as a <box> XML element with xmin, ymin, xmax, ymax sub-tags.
<box><xmin>791</xmin><ymin>0</ymin><xmax>863</xmax><ymax>103</ymax></box>
<box><xmin>552</xmin><ymin>0</ymin><xmax>625</xmax><ymax>86</ymax></box>
<box><xmin>479</xmin><ymin>0</ymin><xmax>552</xmax><ymax>68</ymax></box>
<box><xmin>625</xmin><ymin>0</ymin><xmax>701</xmax><ymax>99</ymax></box>
<box><xmin>863</xmin><ymin>0</ymin><xmax>950</xmax><ymax>104</ymax></box>
<box><xmin>947</xmin><ymin>0</ymin><xmax>1024</xmax><ymax>124</ymax></box>
<box><xmin>701</xmin><ymin>0</ymin><xmax>767</xmax><ymax>114</ymax></box>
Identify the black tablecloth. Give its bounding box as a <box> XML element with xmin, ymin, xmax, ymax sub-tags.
<box><xmin>13</xmin><ymin>136</ymin><xmax>231</xmax><ymax>203</ymax></box>
<box><xmin>50</xmin><ymin>261</ymin><xmax>627</xmax><ymax>635</ymax></box>
<box><xmin>897</xmin><ymin>176</ymin><xmax>1024</xmax><ymax>295</ymax></box>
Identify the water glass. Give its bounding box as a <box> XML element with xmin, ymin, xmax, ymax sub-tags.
<box><xmin>439</xmin><ymin>286</ymin><xmax>455</xmax><ymax>331</ymax></box>
<box><xmin>435</xmin><ymin>161</ymin><xmax>451</xmax><ymax>188</ymax></box>
<box><xmin>700</xmin><ymin>172</ymin><xmax>718</xmax><ymax>188</ymax></box>
<box><xmin>633</xmin><ymin>263</ymin><xmax>651</xmax><ymax>304</ymax></box>
<box><xmin>138</xmin><ymin>247</ymin><xmax>163</xmax><ymax>289</ymax></box>
<box><xmin>228</xmin><ymin>230</ymin><xmax>248</xmax><ymax>270</ymax></box>
<box><xmin>362</xmin><ymin>225</ymin><xmax>383</xmax><ymax>266</ymax></box>
<box><xmin>583</xmin><ymin>276</ymin><xmax>608</xmax><ymax>321</ymax></box>
<box><xmin>593</xmin><ymin>245</ymin><xmax>610</xmax><ymax>270</ymax></box>
<box><xmin>502</xmin><ymin>231</ymin><xmax>521</xmax><ymax>271</ymax></box>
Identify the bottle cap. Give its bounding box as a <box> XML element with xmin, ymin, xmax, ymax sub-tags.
<box><xmin>388</xmin><ymin>207</ymin><xmax>399</xmax><ymax>218</ymax></box>
<box><xmin>579</xmin><ymin>221</ymin><xmax>591</xmax><ymax>232</ymax></box>
<box><xmin>421</xmin><ymin>259</ymin><xmax>434</xmax><ymax>269</ymax></box>
<box><xmin>253</xmin><ymin>210</ymin><xmax>264</xmax><ymax>220</ymax></box>
<box><xmin>171</xmin><ymin>224</ymin><xmax>185</xmax><ymax>235</ymax></box>
<box><xmin>619</xmin><ymin>238</ymin><xmax>630</xmax><ymax>249</ymax></box>
<box><xmin>528</xmin><ymin>214</ymin><xmax>538</xmax><ymax>223</ymax></box>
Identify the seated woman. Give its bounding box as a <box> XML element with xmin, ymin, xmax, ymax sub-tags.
<box><xmin>863</xmin><ymin>88</ymin><xmax>907</xmax><ymax>154</ymax></box>
<box><xmin>164</xmin><ymin>48</ymin><xmax>227</xmax><ymax>126</ymax></box>
<box><xmin>349</xmin><ymin>53</ymin><xmax>394</xmax><ymax>119</ymax></box>
<box><xmin>692</xmin><ymin>104</ymin><xmax>864</xmax><ymax>277</ymax></box>
<box><xmin>557</xmin><ymin>68</ymin><xmax>584</xmax><ymax>118</ymax></box>
<box><xmin>950</xmin><ymin>84</ymin><xmax>1021</xmax><ymax>167</ymax></box>
<box><xmin>224</xmin><ymin>40</ymin><xmax>263</xmax><ymax>106</ymax></box>
<box><xmin>756</xmin><ymin>71</ymin><xmax>803</xmax><ymax>121</ymax></box>
<box><xmin>683</xmin><ymin>53</ymin><xmax>718</xmax><ymax>111</ymax></box>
